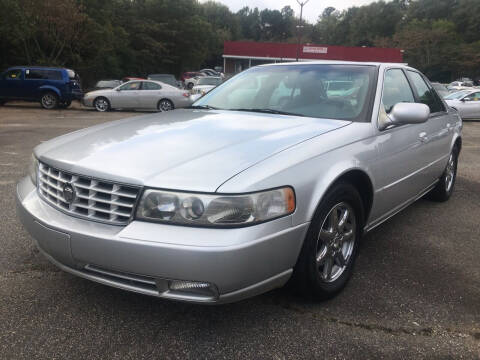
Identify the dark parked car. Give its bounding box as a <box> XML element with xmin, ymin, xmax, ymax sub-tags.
<box><xmin>0</xmin><ymin>66</ymin><xmax>82</xmax><ymax>109</ymax></box>
<box><xmin>147</xmin><ymin>74</ymin><xmax>182</xmax><ymax>88</ymax></box>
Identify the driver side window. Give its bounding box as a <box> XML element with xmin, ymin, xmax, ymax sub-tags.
<box><xmin>119</xmin><ymin>81</ymin><xmax>141</xmax><ymax>91</ymax></box>
<box><xmin>382</xmin><ymin>69</ymin><xmax>415</xmax><ymax>113</ymax></box>
<box><xmin>466</xmin><ymin>92</ymin><xmax>480</xmax><ymax>101</ymax></box>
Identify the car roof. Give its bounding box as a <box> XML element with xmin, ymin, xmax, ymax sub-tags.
<box><xmin>259</xmin><ymin>60</ymin><xmax>409</xmax><ymax>68</ymax></box>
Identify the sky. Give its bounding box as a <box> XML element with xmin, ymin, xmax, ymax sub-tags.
<box><xmin>200</xmin><ymin>0</ymin><xmax>378</xmax><ymax>23</ymax></box>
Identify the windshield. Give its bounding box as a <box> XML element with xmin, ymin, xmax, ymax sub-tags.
<box><xmin>194</xmin><ymin>64</ymin><xmax>375</xmax><ymax>121</ymax></box>
<box><xmin>198</xmin><ymin>77</ymin><xmax>221</xmax><ymax>86</ymax></box>
<box><xmin>444</xmin><ymin>90</ymin><xmax>471</xmax><ymax>100</ymax></box>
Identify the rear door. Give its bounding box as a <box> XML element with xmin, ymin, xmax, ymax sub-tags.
<box><xmin>138</xmin><ymin>81</ymin><xmax>162</xmax><ymax>109</ymax></box>
<box><xmin>406</xmin><ymin>70</ymin><xmax>453</xmax><ymax>186</ymax></box>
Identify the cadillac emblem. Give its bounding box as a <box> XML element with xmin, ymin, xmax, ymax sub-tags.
<box><xmin>62</xmin><ymin>183</ymin><xmax>76</xmax><ymax>204</ymax></box>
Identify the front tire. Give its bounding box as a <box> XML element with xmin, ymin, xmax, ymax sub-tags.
<box><xmin>426</xmin><ymin>147</ymin><xmax>459</xmax><ymax>202</ymax></box>
<box><xmin>94</xmin><ymin>97</ymin><xmax>110</xmax><ymax>112</ymax></box>
<box><xmin>40</xmin><ymin>92</ymin><xmax>58</xmax><ymax>110</ymax></box>
<box><xmin>157</xmin><ymin>99</ymin><xmax>174</xmax><ymax>112</ymax></box>
<box><xmin>292</xmin><ymin>182</ymin><xmax>364</xmax><ymax>300</ymax></box>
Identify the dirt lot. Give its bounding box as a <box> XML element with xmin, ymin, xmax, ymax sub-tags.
<box><xmin>1</xmin><ymin>102</ymin><xmax>479</xmax><ymax>359</ymax></box>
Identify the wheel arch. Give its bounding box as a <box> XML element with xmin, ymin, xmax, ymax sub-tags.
<box><xmin>310</xmin><ymin>168</ymin><xmax>374</xmax><ymax>226</ymax></box>
<box><xmin>39</xmin><ymin>86</ymin><xmax>61</xmax><ymax>99</ymax></box>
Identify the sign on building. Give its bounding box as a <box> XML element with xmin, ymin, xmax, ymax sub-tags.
<box><xmin>303</xmin><ymin>46</ymin><xmax>328</xmax><ymax>54</ymax></box>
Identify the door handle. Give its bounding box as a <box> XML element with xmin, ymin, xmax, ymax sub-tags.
<box><xmin>418</xmin><ymin>132</ymin><xmax>428</xmax><ymax>143</ymax></box>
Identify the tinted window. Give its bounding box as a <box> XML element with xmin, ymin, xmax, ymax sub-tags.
<box><xmin>119</xmin><ymin>81</ymin><xmax>141</xmax><ymax>91</ymax></box>
<box><xmin>195</xmin><ymin>64</ymin><xmax>375</xmax><ymax>121</ymax></box>
<box><xmin>142</xmin><ymin>82</ymin><xmax>161</xmax><ymax>90</ymax></box>
<box><xmin>25</xmin><ymin>69</ymin><xmax>62</xmax><ymax>80</ymax></box>
<box><xmin>382</xmin><ymin>69</ymin><xmax>415</xmax><ymax>113</ymax></box>
<box><xmin>408</xmin><ymin>71</ymin><xmax>445</xmax><ymax>113</ymax></box>
<box><xmin>6</xmin><ymin>69</ymin><xmax>22</xmax><ymax>80</ymax></box>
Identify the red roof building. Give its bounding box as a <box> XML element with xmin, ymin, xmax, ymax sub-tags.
<box><xmin>223</xmin><ymin>41</ymin><xmax>404</xmax><ymax>74</ymax></box>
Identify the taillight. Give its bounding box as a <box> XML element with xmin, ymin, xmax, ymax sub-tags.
<box><xmin>182</xmin><ymin>92</ymin><xmax>189</xmax><ymax>97</ymax></box>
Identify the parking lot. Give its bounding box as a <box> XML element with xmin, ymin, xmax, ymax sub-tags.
<box><xmin>0</xmin><ymin>102</ymin><xmax>479</xmax><ymax>359</ymax></box>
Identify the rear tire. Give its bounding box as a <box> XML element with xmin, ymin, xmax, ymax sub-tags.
<box><xmin>157</xmin><ymin>99</ymin><xmax>174</xmax><ymax>112</ymax></box>
<box><xmin>94</xmin><ymin>97</ymin><xmax>110</xmax><ymax>112</ymax></box>
<box><xmin>40</xmin><ymin>92</ymin><xmax>58</xmax><ymax>110</ymax></box>
<box><xmin>426</xmin><ymin>146</ymin><xmax>459</xmax><ymax>202</ymax></box>
<box><xmin>291</xmin><ymin>182</ymin><xmax>364</xmax><ymax>300</ymax></box>
<box><xmin>186</xmin><ymin>82</ymin><xmax>194</xmax><ymax>90</ymax></box>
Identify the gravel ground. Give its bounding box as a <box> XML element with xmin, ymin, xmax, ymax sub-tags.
<box><xmin>1</xmin><ymin>102</ymin><xmax>479</xmax><ymax>359</ymax></box>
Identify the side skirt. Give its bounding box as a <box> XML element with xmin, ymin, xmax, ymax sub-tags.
<box><xmin>364</xmin><ymin>180</ymin><xmax>439</xmax><ymax>234</ymax></box>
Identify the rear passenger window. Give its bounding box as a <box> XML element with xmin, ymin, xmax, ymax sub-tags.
<box><xmin>382</xmin><ymin>69</ymin><xmax>415</xmax><ymax>113</ymax></box>
<box><xmin>142</xmin><ymin>82</ymin><xmax>161</xmax><ymax>90</ymax></box>
<box><xmin>407</xmin><ymin>71</ymin><xmax>445</xmax><ymax>113</ymax></box>
<box><xmin>25</xmin><ymin>69</ymin><xmax>63</xmax><ymax>81</ymax></box>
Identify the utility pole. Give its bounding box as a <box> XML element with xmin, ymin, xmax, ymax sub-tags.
<box><xmin>296</xmin><ymin>0</ymin><xmax>310</xmax><ymax>62</ymax></box>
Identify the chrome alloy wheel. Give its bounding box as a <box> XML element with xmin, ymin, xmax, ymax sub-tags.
<box><xmin>41</xmin><ymin>93</ymin><xmax>56</xmax><ymax>109</ymax></box>
<box><xmin>445</xmin><ymin>153</ymin><xmax>456</xmax><ymax>192</ymax></box>
<box><xmin>95</xmin><ymin>98</ymin><xmax>109</xmax><ymax>112</ymax></box>
<box><xmin>158</xmin><ymin>99</ymin><xmax>173</xmax><ymax>112</ymax></box>
<box><xmin>316</xmin><ymin>202</ymin><xmax>356</xmax><ymax>283</ymax></box>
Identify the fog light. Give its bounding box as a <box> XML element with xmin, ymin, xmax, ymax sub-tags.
<box><xmin>168</xmin><ymin>280</ymin><xmax>218</xmax><ymax>298</ymax></box>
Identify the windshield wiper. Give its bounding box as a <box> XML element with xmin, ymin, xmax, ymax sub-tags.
<box><xmin>188</xmin><ymin>105</ymin><xmax>219</xmax><ymax>110</ymax></box>
<box><xmin>229</xmin><ymin>108</ymin><xmax>305</xmax><ymax>117</ymax></box>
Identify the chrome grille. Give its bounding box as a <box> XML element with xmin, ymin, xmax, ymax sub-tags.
<box><xmin>38</xmin><ymin>162</ymin><xmax>140</xmax><ymax>225</ymax></box>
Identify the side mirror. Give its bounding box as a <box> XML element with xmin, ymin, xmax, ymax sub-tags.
<box><xmin>115</xmin><ymin>88</ymin><xmax>121</xmax><ymax>91</ymax></box>
<box><xmin>379</xmin><ymin>103</ymin><xmax>430</xmax><ymax>130</ymax></box>
<box><xmin>461</xmin><ymin>97</ymin><xmax>471</xmax><ymax>102</ymax></box>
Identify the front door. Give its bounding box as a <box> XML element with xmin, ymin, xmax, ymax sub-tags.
<box><xmin>111</xmin><ymin>81</ymin><xmax>142</xmax><ymax>108</ymax></box>
<box><xmin>459</xmin><ymin>91</ymin><xmax>480</xmax><ymax>119</ymax></box>
<box><xmin>369</xmin><ymin>68</ymin><xmax>430</xmax><ymax>223</ymax></box>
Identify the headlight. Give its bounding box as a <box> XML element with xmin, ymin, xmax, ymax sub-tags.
<box><xmin>29</xmin><ymin>155</ymin><xmax>38</xmax><ymax>186</ymax></box>
<box><xmin>136</xmin><ymin>187</ymin><xmax>295</xmax><ymax>227</ymax></box>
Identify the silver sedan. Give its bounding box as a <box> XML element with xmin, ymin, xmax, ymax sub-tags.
<box><xmin>445</xmin><ymin>89</ymin><xmax>480</xmax><ymax>120</ymax></box>
<box><xmin>17</xmin><ymin>62</ymin><xmax>461</xmax><ymax>304</ymax></box>
<box><xmin>82</xmin><ymin>80</ymin><xmax>193</xmax><ymax>112</ymax></box>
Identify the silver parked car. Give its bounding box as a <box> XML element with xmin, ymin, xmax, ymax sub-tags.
<box><xmin>191</xmin><ymin>76</ymin><xmax>222</xmax><ymax>96</ymax></box>
<box><xmin>445</xmin><ymin>89</ymin><xmax>480</xmax><ymax>120</ymax></box>
<box><xmin>82</xmin><ymin>80</ymin><xmax>192</xmax><ymax>112</ymax></box>
<box><xmin>17</xmin><ymin>62</ymin><xmax>462</xmax><ymax>304</ymax></box>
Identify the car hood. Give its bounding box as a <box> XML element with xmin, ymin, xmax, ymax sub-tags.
<box><xmin>35</xmin><ymin>110</ymin><xmax>350</xmax><ymax>192</ymax></box>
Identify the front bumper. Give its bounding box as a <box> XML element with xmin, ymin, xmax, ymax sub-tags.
<box><xmin>16</xmin><ymin>176</ymin><xmax>308</xmax><ymax>304</ymax></box>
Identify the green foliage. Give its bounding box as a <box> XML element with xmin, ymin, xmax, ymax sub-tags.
<box><xmin>0</xmin><ymin>0</ymin><xmax>478</xmax><ymax>84</ymax></box>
